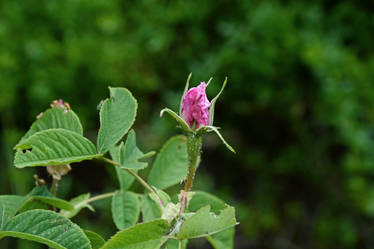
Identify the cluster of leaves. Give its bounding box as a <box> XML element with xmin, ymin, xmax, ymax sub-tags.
<box><xmin>0</xmin><ymin>87</ymin><xmax>237</xmax><ymax>249</ymax></box>
<box><xmin>2</xmin><ymin>1</ymin><xmax>374</xmax><ymax>248</ymax></box>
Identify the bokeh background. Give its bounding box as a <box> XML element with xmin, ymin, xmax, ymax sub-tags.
<box><xmin>1</xmin><ymin>0</ymin><xmax>374</xmax><ymax>248</ymax></box>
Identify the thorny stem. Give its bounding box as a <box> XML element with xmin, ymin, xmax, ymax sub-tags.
<box><xmin>179</xmin><ymin>134</ymin><xmax>202</xmax><ymax>215</ymax></box>
<box><xmin>100</xmin><ymin>157</ymin><xmax>165</xmax><ymax>208</ymax></box>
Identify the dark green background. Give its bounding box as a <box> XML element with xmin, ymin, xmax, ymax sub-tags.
<box><xmin>1</xmin><ymin>0</ymin><xmax>374</xmax><ymax>248</ymax></box>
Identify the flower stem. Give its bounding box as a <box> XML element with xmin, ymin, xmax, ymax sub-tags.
<box><xmin>100</xmin><ymin>157</ymin><xmax>165</xmax><ymax>208</ymax></box>
<box><xmin>179</xmin><ymin>133</ymin><xmax>202</xmax><ymax>215</ymax></box>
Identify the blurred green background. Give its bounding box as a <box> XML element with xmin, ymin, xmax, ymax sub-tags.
<box><xmin>1</xmin><ymin>0</ymin><xmax>374</xmax><ymax>248</ymax></box>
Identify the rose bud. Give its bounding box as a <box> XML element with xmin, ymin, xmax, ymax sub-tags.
<box><xmin>181</xmin><ymin>82</ymin><xmax>210</xmax><ymax>129</ymax></box>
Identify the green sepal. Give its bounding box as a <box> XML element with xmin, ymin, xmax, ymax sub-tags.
<box><xmin>198</xmin><ymin>125</ymin><xmax>235</xmax><ymax>153</ymax></box>
<box><xmin>179</xmin><ymin>72</ymin><xmax>192</xmax><ymax>116</ymax></box>
<box><xmin>160</xmin><ymin>108</ymin><xmax>192</xmax><ymax>133</ymax></box>
<box><xmin>209</xmin><ymin>77</ymin><xmax>227</xmax><ymax>126</ymax></box>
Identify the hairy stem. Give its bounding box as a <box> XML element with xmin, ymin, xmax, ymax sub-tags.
<box><xmin>100</xmin><ymin>157</ymin><xmax>165</xmax><ymax>208</ymax></box>
<box><xmin>179</xmin><ymin>134</ymin><xmax>202</xmax><ymax>215</ymax></box>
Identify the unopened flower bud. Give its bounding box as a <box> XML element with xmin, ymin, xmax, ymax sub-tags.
<box><xmin>181</xmin><ymin>82</ymin><xmax>210</xmax><ymax>129</ymax></box>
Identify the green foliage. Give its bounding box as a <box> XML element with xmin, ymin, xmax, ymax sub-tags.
<box><xmin>0</xmin><ymin>196</ymin><xmax>25</xmax><ymax>228</ymax></box>
<box><xmin>14</xmin><ymin>129</ymin><xmax>99</xmax><ymax>168</ymax></box>
<box><xmin>111</xmin><ymin>191</ymin><xmax>140</xmax><ymax>230</ymax></box>
<box><xmin>148</xmin><ymin>136</ymin><xmax>188</xmax><ymax>190</ymax></box>
<box><xmin>141</xmin><ymin>195</ymin><xmax>161</xmax><ymax>222</ymax></box>
<box><xmin>15</xmin><ymin>107</ymin><xmax>83</xmax><ymax>147</ymax></box>
<box><xmin>84</xmin><ymin>230</ymin><xmax>105</xmax><ymax>249</ymax></box>
<box><xmin>100</xmin><ymin>219</ymin><xmax>169</xmax><ymax>249</ymax></box>
<box><xmin>206</xmin><ymin>228</ymin><xmax>235</xmax><ymax>249</ymax></box>
<box><xmin>187</xmin><ymin>191</ymin><xmax>235</xmax><ymax>248</ymax></box>
<box><xmin>109</xmin><ymin>146</ymin><xmax>135</xmax><ymax>191</ymax></box>
<box><xmin>119</xmin><ymin>130</ymin><xmax>154</xmax><ymax>170</ymax></box>
<box><xmin>97</xmin><ymin>87</ymin><xmax>137</xmax><ymax>154</ymax></box>
<box><xmin>0</xmin><ymin>210</ymin><xmax>91</xmax><ymax>249</ymax></box>
<box><xmin>0</xmin><ymin>186</ymin><xmax>75</xmax><ymax>223</ymax></box>
<box><xmin>60</xmin><ymin>193</ymin><xmax>95</xmax><ymax>219</ymax></box>
<box><xmin>188</xmin><ymin>191</ymin><xmax>226</xmax><ymax>213</ymax></box>
<box><xmin>166</xmin><ymin>239</ymin><xmax>188</xmax><ymax>249</ymax></box>
<box><xmin>2</xmin><ymin>0</ymin><xmax>374</xmax><ymax>247</ymax></box>
<box><xmin>3</xmin><ymin>86</ymin><xmax>238</xmax><ymax>249</ymax></box>
<box><xmin>20</xmin><ymin>186</ymin><xmax>74</xmax><ymax>212</ymax></box>
<box><xmin>177</xmin><ymin>206</ymin><xmax>237</xmax><ymax>239</ymax></box>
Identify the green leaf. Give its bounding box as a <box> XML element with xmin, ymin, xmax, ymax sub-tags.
<box><xmin>0</xmin><ymin>209</ymin><xmax>91</xmax><ymax>249</ymax></box>
<box><xmin>179</xmin><ymin>72</ymin><xmax>192</xmax><ymax>116</ymax></box>
<box><xmin>61</xmin><ymin>193</ymin><xmax>95</xmax><ymax>219</ymax></box>
<box><xmin>84</xmin><ymin>230</ymin><xmax>105</xmax><ymax>249</ymax></box>
<box><xmin>187</xmin><ymin>191</ymin><xmax>235</xmax><ymax>248</ymax></box>
<box><xmin>166</xmin><ymin>239</ymin><xmax>188</xmax><ymax>249</ymax></box>
<box><xmin>100</xmin><ymin>219</ymin><xmax>169</xmax><ymax>249</ymax></box>
<box><xmin>150</xmin><ymin>188</ymin><xmax>171</xmax><ymax>207</ymax></box>
<box><xmin>20</xmin><ymin>186</ymin><xmax>74</xmax><ymax>212</ymax></box>
<box><xmin>0</xmin><ymin>196</ymin><xmax>26</xmax><ymax>227</ymax></box>
<box><xmin>97</xmin><ymin>87</ymin><xmax>137</xmax><ymax>154</ymax></box>
<box><xmin>177</xmin><ymin>206</ymin><xmax>237</xmax><ymax>239</ymax></box>
<box><xmin>111</xmin><ymin>191</ymin><xmax>140</xmax><ymax>230</ymax></box>
<box><xmin>14</xmin><ymin>128</ymin><xmax>99</xmax><ymax>168</ymax></box>
<box><xmin>109</xmin><ymin>146</ymin><xmax>135</xmax><ymax>191</ymax></box>
<box><xmin>15</xmin><ymin>107</ymin><xmax>83</xmax><ymax>148</ymax></box>
<box><xmin>160</xmin><ymin>108</ymin><xmax>192</xmax><ymax>133</ymax></box>
<box><xmin>198</xmin><ymin>126</ymin><xmax>235</xmax><ymax>153</ymax></box>
<box><xmin>0</xmin><ymin>205</ymin><xmax>3</xmax><ymax>230</ymax></box>
<box><xmin>148</xmin><ymin>136</ymin><xmax>188</xmax><ymax>190</ymax></box>
<box><xmin>141</xmin><ymin>195</ymin><xmax>161</xmax><ymax>222</ymax></box>
<box><xmin>206</xmin><ymin>228</ymin><xmax>235</xmax><ymax>249</ymax></box>
<box><xmin>188</xmin><ymin>191</ymin><xmax>226</xmax><ymax>214</ymax></box>
<box><xmin>119</xmin><ymin>130</ymin><xmax>154</xmax><ymax>170</ymax></box>
<box><xmin>209</xmin><ymin>77</ymin><xmax>227</xmax><ymax>126</ymax></box>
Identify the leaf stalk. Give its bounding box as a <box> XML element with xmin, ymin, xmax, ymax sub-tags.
<box><xmin>100</xmin><ymin>157</ymin><xmax>165</xmax><ymax>208</ymax></box>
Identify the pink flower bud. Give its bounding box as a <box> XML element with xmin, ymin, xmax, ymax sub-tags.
<box><xmin>181</xmin><ymin>82</ymin><xmax>210</xmax><ymax>129</ymax></box>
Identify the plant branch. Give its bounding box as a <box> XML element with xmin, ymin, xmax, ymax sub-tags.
<box><xmin>100</xmin><ymin>157</ymin><xmax>165</xmax><ymax>208</ymax></box>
